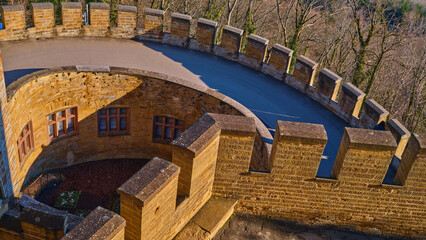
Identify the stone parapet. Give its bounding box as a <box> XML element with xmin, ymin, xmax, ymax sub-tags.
<box><xmin>239</xmin><ymin>34</ymin><xmax>268</xmax><ymax>70</ymax></box>
<box><xmin>191</xmin><ymin>18</ymin><xmax>218</xmax><ymax>52</ymax></box>
<box><xmin>316</xmin><ymin>68</ymin><xmax>342</xmax><ymax>101</ymax></box>
<box><xmin>339</xmin><ymin>82</ymin><xmax>366</xmax><ymax>119</ymax></box>
<box><xmin>62</xmin><ymin>207</ymin><xmax>125</xmax><ymax>240</ymax></box>
<box><xmin>216</xmin><ymin>25</ymin><xmax>243</xmax><ymax>60</ymax></box>
<box><xmin>292</xmin><ymin>55</ymin><xmax>318</xmax><ymax>89</ymax></box>
<box><xmin>360</xmin><ymin>99</ymin><xmax>389</xmax><ymax>128</ymax></box>
<box><xmin>386</xmin><ymin>119</ymin><xmax>411</xmax><ymax>158</ymax></box>
<box><xmin>262</xmin><ymin>44</ymin><xmax>293</xmax><ymax>80</ymax></box>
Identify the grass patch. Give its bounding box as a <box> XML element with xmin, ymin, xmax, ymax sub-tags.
<box><xmin>54</xmin><ymin>191</ymin><xmax>81</xmax><ymax>209</ymax></box>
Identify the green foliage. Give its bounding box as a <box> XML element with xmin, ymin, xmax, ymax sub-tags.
<box><xmin>203</xmin><ymin>0</ymin><xmax>225</xmax><ymax>22</ymax></box>
<box><xmin>54</xmin><ymin>191</ymin><xmax>81</xmax><ymax>209</ymax></box>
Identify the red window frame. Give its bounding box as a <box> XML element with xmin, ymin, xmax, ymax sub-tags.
<box><xmin>47</xmin><ymin>107</ymin><xmax>78</xmax><ymax>140</ymax></box>
<box><xmin>98</xmin><ymin>107</ymin><xmax>130</xmax><ymax>135</ymax></box>
<box><xmin>17</xmin><ymin>121</ymin><xmax>34</xmax><ymax>163</ymax></box>
<box><xmin>153</xmin><ymin>116</ymin><xmax>184</xmax><ymax>142</ymax></box>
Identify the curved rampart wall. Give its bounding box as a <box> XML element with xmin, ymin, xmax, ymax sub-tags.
<box><xmin>0</xmin><ymin>66</ymin><xmax>270</xmax><ymax>196</ymax></box>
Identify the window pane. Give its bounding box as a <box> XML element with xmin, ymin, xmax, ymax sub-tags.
<box><xmin>174</xmin><ymin>129</ymin><xmax>181</xmax><ymax>139</ymax></box>
<box><xmin>155</xmin><ymin>126</ymin><xmax>162</xmax><ymax>138</ymax></box>
<box><xmin>99</xmin><ymin>109</ymin><xmax>107</xmax><ymax>116</ymax></box>
<box><xmin>166</xmin><ymin>118</ymin><xmax>173</xmax><ymax>124</ymax></box>
<box><xmin>109</xmin><ymin>108</ymin><xmax>117</xmax><ymax>115</ymax></box>
<box><xmin>120</xmin><ymin>108</ymin><xmax>127</xmax><ymax>115</ymax></box>
<box><xmin>155</xmin><ymin>116</ymin><xmax>163</xmax><ymax>123</ymax></box>
<box><xmin>48</xmin><ymin>125</ymin><xmax>54</xmax><ymax>138</ymax></box>
<box><xmin>21</xmin><ymin>143</ymin><xmax>25</xmax><ymax>155</ymax></box>
<box><xmin>68</xmin><ymin>118</ymin><xmax>75</xmax><ymax>132</ymax></box>
<box><xmin>176</xmin><ymin>120</ymin><xmax>182</xmax><ymax>126</ymax></box>
<box><xmin>110</xmin><ymin>118</ymin><xmax>117</xmax><ymax>130</ymax></box>
<box><xmin>58</xmin><ymin>121</ymin><xmax>64</xmax><ymax>135</ymax></box>
<box><xmin>26</xmin><ymin>136</ymin><xmax>31</xmax><ymax>149</ymax></box>
<box><xmin>66</xmin><ymin>108</ymin><xmax>72</xmax><ymax>115</ymax></box>
<box><xmin>47</xmin><ymin>114</ymin><xmax>54</xmax><ymax>121</ymax></box>
<box><xmin>120</xmin><ymin>117</ymin><xmax>127</xmax><ymax>130</ymax></box>
<box><xmin>99</xmin><ymin>118</ymin><xmax>107</xmax><ymax>131</ymax></box>
<box><xmin>57</xmin><ymin>111</ymin><xmax>63</xmax><ymax>118</ymax></box>
<box><xmin>165</xmin><ymin>127</ymin><xmax>172</xmax><ymax>139</ymax></box>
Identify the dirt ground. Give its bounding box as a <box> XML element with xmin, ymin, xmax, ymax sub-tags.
<box><xmin>36</xmin><ymin>159</ymin><xmax>149</xmax><ymax>215</ymax></box>
<box><xmin>214</xmin><ymin>214</ymin><xmax>410</xmax><ymax>240</ymax></box>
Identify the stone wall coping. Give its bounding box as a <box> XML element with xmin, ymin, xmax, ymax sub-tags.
<box><xmin>62</xmin><ymin>207</ymin><xmax>125</xmax><ymax>240</ymax></box>
<box><xmin>31</xmin><ymin>2</ymin><xmax>54</xmax><ymax>10</ymax></box>
<box><xmin>145</xmin><ymin>7</ymin><xmax>165</xmax><ymax>16</ymax></box>
<box><xmin>0</xmin><ymin>4</ymin><xmax>24</xmax><ymax>12</ymax></box>
<box><xmin>276</xmin><ymin>121</ymin><xmax>327</xmax><ymax>144</ymax></box>
<box><xmin>272</xmin><ymin>44</ymin><xmax>293</xmax><ymax>56</ymax></box>
<box><xmin>172</xmin><ymin>113</ymin><xmax>256</xmax><ymax>155</ymax></box>
<box><xmin>247</xmin><ymin>34</ymin><xmax>269</xmax><ymax>45</ymax></box>
<box><xmin>342</xmin><ymin>82</ymin><xmax>366</xmax><ymax>100</ymax></box>
<box><xmin>61</xmin><ymin>2</ymin><xmax>82</xmax><ymax>9</ymax></box>
<box><xmin>365</xmin><ymin>99</ymin><xmax>389</xmax><ymax>117</ymax></box>
<box><xmin>413</xmin><ymin>134</ymin><xmax>426</xmax><ymax>154</ymax></box>
<box><xmin>19</xmin><ymin>195</ymin><xmax>68</xmax><ymax>230</ymax></box>
<box><xmin>319</xmin><ymin>68</ymin><xmax>342</xmax><ymax>83</ymax></box>
<box><xmin>345</xmin><ymin>127</ymin><xmax>397</xmax><ymax>151</ymax></box>
<box><xmin>89</xmin><ymin>2</ymin><xmax>110</xmax><ymax>10</ymax></box>
<box><xmin>117</xmin><ymin>4</ymin><xmax>137</xmax><ymax>13</ymax></box>
<box><xmin>197</xmin><ymin>18</ymin><xmax>219</xmax><ymax>28</ymax></box>
<box><xmin>76</xmin><ymin>65</ymin><xmax>111</xmax><ymax>72</ymax></box>
<box><xmin>387</xmin><ymin>119</ymin><xmax>411</xmax><ymax>140</ymax></box>
<box><xmin>6</xmin><ymin>66</ymin><xmax>272</xmax><ymax>159</ymax></box>
<box><xmin>117</xmin><ymin>157</ymin><xmax>180</xmax><ymax>205</ymax></box>
<box><xmin>296</xmin><ymin>55</ymin><xmax>318</xmax><ymax>68</ymax></box>
<box><xmin>171</xmin><ymin>12</ymin><xmax>192</xmax><ymax>21</ymax></box>
<box><xmin>223</xmin><ymin>25</ymin><xmax>243</xmax><ymax>36</ymax></box>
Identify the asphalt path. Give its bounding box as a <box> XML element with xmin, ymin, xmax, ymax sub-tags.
<box><xmin>0</xmin><ymin>38</ymin><xmax>348</xmax><ymax>178</ymax></box>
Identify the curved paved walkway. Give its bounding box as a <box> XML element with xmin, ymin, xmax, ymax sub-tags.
<box><xmin>0</xmin><ymin>38</ymin><xmax>348</xmax><ymax>178</ymax></box>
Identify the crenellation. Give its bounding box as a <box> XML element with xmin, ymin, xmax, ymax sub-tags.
<box><xmin>360</xmin><ymin>99</ymin><xmax>389</xmax><ymax>129</ymax></box>
<box><xmin>166</xmin><ymin>13</ymin><xmax>192</xmax><ymax>47</ymax></box>
<box><xmin>291</xmin><ymin>55</ymin><xmax>318</xmax><ymax>90</ymax></box>
<box><xmin>142</xmin><ymin>8</ymin><xmax>165</xmax><ymax>41</ymax></box>
<box><xmin>239</xmin><ymin>34</ymin><xmax>269</xmax><ymax>70</ymax></box>
<box><xmin>316</xmin><ymin>68</ymin><xmax>342</xmax><ymax>102</ymax></box>
<box><xmin>394</xmin><ymin>134</ymin><xmax>425</xmax><ymax>187</ymax></box>
<box><xmin>339</xmin><ymin>82</ymin><xmax>366</xmax><ymax>119</ymax></box>
<box><xmin>84</xmin><ymin>3</ymin><xmax>110</xmax><ymax>37</ymax></box>
<box><xmin>0</xmin><ymin>4</ymin><xmax>423</xmax><ymax>238</ymax></box>
<box><xmin>331</xmin><ymin>128</ymin><xmax>397</xmax><ymax>185</ymax></box>
<box><xmin>215</xmin><ymin>25</ymin><xmax>243</xmax><ymax>60</ymax></box>
<box><xmin>0</xmin><ymin>4</ymin><xmax>26</xmax><ymax>41</ymax></box>
<box><xmin>386</xmin><ymin>119</ymin><xmax>411</xmax><ymax>159</ymax></box>
<box><xmin>191</xmin><ymin>18</ymin><xmax>218</xmax><ymax>52</ymax></box>
<box><xmin>57</xmin><ymin>2</ymin><xmax>83</xmax><ymax>37</ymax></box>
<box><xmin>30</xmin><ymin>3</ymin><xmax>55</xmax><ymax>39</ymax></box>
<box><xmin>112</xmin><ymin>5</ymin><xmax>137</xmax><ymax>38</ymax></box>
<box><xmin>262</xmin><ymin>44</ymin><xmax>293</xmax><ymax>80</ymax></box>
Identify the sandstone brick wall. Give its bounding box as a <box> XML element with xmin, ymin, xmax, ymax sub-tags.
<box><xmin>239</xmin><ymin>34</ymin><xmax>268</xmax><ymax>69</ymax></box>
<box><xmin>193</xmin><ymin>18</ymin><xmax>218</xmax><ymax>52</ymax></box>
<box><xmin>143</xmin><ymin>8</ymin><xmax>164</xmax><ymax>40</ymax></box>
<box><xmin>2</xmin><ymin>67</ymin><xmax>245</xmax><ymax>195</ymax></box>
<box><xmin>118</xmin><ymin>114</ymin><xmax>256</xmax><ymax>240</ymax></box>
<box><xmin>0</xmin><ymin>5</ymin><xmax>26</xmax><ymax>41</ymax></box>
<box><xmin>211</xmin><ymin>120</ymin><xmax>425</xmax><ymax>237</ymax></box>
<box><xmin>84</xmin><ymin>3</ymin><xmax>110</xmax><ymax>37</ymax></box>
<box><xmin>30</xmin><ymin>3</ymin><xmax>55</xmax><ymax>38</ymax></box>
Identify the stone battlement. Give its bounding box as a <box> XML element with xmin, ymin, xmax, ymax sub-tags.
<box><xmin>0</xmin><ymin>2</ymin><xmax>424</xmax><ymax>239</ymax></box>
<box><xmin>0</xmin><ymin>3</ymin><xmax>398</xmax><ymax>132</ymax></box>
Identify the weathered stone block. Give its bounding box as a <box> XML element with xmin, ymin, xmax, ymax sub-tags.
<box><xmin>144</xmin><ymin>8</ymin><xmax>164</xmax><ymax>38</ymax></box>
<box><xmin>193</xmin><ymin>18</ymin><xmax>218</xmax><ymax>51</ymax></box>
<box><xmin>262</xmin><ymin>44</ymin><xmax>293</xmax><ymax>80</ymax></box>
<box><xmin>359</xmin><ymin>99</ymin><xmax>389</xmax><ymax>129</ymax></box>
<box><xmin>331</xmin><ymin>127</ymin><xmax>396</xmax><ymax>185</ymax></box>
<box><xmin>386</xmin><ymin>119</ymin><xmax>411</xmax><ymax>159</ymax></box>
<box><xmin>239</xmin><ymin>34</ymin><xmax>268</xmax><ymax>70</ymax></box>
<box><xmin>316</xmin><ymin>68</ymin><xmax>342</xmax><ymax>101</ymax></box>
<box><xmin>394</xmin><ymin>133</ymin><xmax>425</xmax><ymax>186</ymax></box>
<box><xmin>338</xmin><ymin>82</ymin><xmax>366</xmax><ymax>118</ymax></box>
<box><xmin>293</xmin><ymin>55</ymin><xmax>318</xmax><ymax>87</ymax></box>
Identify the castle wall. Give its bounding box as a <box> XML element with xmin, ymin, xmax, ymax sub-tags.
<box><xmin>3</xmin><ymin>68</ymin><xmax>244</xmax><ymax>195</ymax></box>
